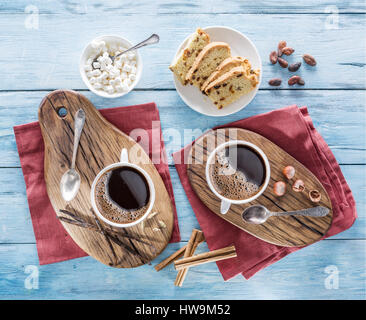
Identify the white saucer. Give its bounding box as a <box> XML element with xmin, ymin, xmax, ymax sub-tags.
<box><xmin>172</xmin><ymin>26</ymin><xmax>262</xmax><ymax>117</ymax></box>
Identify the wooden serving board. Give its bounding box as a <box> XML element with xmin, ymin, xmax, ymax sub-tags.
<box><xmin>38</xmin><ymin>89</ymin><xmax>174</xmax><ymax>268</ymax></box>
<box><xmin>187</xmin><ymin>128</ymin><xmax>333</xmax><ymax>247</ymax></box>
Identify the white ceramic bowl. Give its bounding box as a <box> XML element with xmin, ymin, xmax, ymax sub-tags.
<box><xmin>79</xmin><ymin>35</ymin><xmax>143</xmax><ymax>98</ymax></box>
<box><xmin>172</xmin><ymin>26</ymin><xmax>262</xmax><ymax>117</ymax></box>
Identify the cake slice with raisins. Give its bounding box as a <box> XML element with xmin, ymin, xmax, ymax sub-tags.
<box><xmin>201</xmin><ymin>56</ymin><xmax>251</xmax><ymax>91</ymax></box>
<box><xmin>185</xmin><ymin>42</ymin><xmax>231</xmax><ymax>89</ymax></box>
<box><xmin>169</xmin><ymin>28</ymin><xmax>210</xmax><ymax>85</ymax></box>
<box><xmin>204</xmin><ymin>66</ymin><xmax>259</xmax><ymax>109</ymax></box>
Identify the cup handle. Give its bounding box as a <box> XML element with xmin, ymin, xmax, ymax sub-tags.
<box><xmin>120</xmin><ymin>148</ymin><xmax>129</xmax><ymax>163</ymax></box>
<box><xmin>220</xmin><ymin>199</ymin><xmax>231</xmax><ymax>214</ymax></box>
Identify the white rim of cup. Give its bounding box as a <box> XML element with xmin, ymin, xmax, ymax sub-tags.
<box><xmin>205</xmin><ymin>140</ymin><xmax>271</xmax><ymax>205</ymax></box>
<box><xmin>79</xmin><ymin>35</ymin><xmax>143</xmax><ymax>99</ymax></box>
<box><xmin>90</xmin><ymin>162</ymin><xmax>155</xmax><ymax>228</ymax></box>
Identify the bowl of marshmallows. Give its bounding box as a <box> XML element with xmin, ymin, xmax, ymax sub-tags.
<box><xmin>80</xmin><ymin>35</ymin><xmax>142</xmax><ymax>98</ymax></box>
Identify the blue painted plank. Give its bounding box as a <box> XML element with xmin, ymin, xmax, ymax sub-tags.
<box><xmin>1</xmin><ymin>0</ymin><xmax>365</xmax><ymax>14</ymax></box>
<box><xmin>0</xmin><ymin>0</ymin><xmax>364</xmax><ymax>301</ymax></box>
<box><xmin>0</xmin><ymin>14</ymin><xmax>365</xmax><ymax>90</ymax></box>
<box><xmin>0</xmin><ymin>240</ymin><xmax>364</xmax><ymax>299</ymax></box>
<box><xmin>0</xmin><ymin>164</ymin><xmax>364</xmax><ymax>243</ymax></box>
<box><xmin>1</xmin><ymin>90</ymin><xmax>365</xmax><ymax>167</ymax></box>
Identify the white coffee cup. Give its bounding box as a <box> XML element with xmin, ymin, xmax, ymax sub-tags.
<box><xmin>90</xmin><ymin>148</ymin><xmax>155</xmax><ymax>228</ymax></box>
<box><xmin>205</xmin><ymin>140</ymin><xmax>270</xmax><ymax>214</ymax></box>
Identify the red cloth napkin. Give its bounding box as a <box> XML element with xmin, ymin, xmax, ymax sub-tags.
<box><xmin>173</xmin><ymin>105</ymin><xmax>357</xmax><ymax>280</ymax></box>
<box><xmin>14</xmin><ymin>102</ymin><xmax>180</xmax><ymax>265</ymax></box>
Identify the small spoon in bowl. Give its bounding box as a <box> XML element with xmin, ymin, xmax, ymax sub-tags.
<box><xmin>242</xmin><ymin>205</ymin><xmax>329</xmax><ymax>225</ymax></box>
<box><xmin>92</xmin><ymin>34</ymin><xmax>160</xmax><ymax>69</ymax></box>
<box><xmin>60</xmin><ymin>109</ymin><xmax>85</xmax><ymax>202</ymax></box>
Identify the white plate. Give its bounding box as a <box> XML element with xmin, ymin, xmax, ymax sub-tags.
<box><xmin>172</xmin><ymin>26</ymin><xmax>262</xmax><ymax>117</ymax></box>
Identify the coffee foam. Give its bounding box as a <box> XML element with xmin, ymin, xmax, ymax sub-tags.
<box><xmin>95</xmin><ymin>172</ymin><xmax>147</xmax><ymax>224</ymax></box>
<box><xmin>209</xmin><ymin>149</ymin><xmax>259</xmax><ymax>200</ymax></box>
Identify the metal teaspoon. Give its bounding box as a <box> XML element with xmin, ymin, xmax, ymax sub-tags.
<box><xmin>60</xmin><ymin>109</ymin><xmax>86</xmax><ymax>201</ymax></box>
<box><xmin>242</xmin><ymin>205</ymin><xmax>329</xmax><ymax>224</ymax></box>
<box><xmin>92</xmin><ymin>34</ymin><xmax>160</xmax><ymax>69</ymax></box>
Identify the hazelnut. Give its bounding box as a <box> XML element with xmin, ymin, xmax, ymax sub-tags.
<box><xmin>283</xmin><ymin>166</ymin><xmax>295</xmax><ymax>179</ymax></box>
<box><xmin>292</xmin><ymin>179</ymin><xmax>305</xmax><ymax>192</ymax></box>
<box><xmin>309</xmin><ymin>190</ymin><xmax>321</xmax><ymax>202</ymax></box>
<box><xmin>273</xmin><ymin>181</ymin><xmax>286</xmax><ymax>196</ymax></box>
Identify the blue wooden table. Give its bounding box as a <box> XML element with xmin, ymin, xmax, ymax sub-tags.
<box><xmin>0</xmin><ymin>1</ymin><xmax>365</xmax><ymax>300</ymax></box>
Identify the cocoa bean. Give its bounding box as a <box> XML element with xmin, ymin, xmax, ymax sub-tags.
<box><xmin>298</xmin><ymin>78</ymin><xmax>305</xmax><ymax>85</ymax></box>
<box><xmin>303</xmin><ymin>54</ymin><xmax>317</xmax><ymax>66</ymax></box>
<box><xmin>269</xmin><ymin>51</ymin><xmax>278</xmax><ymax>64</ymax></box>
<box><xmin>282</xmin><ymin>47</ymin><xmax>294</xmax><ymax>56</ymax></box>
<box><xmin>288</xmin><ymin>62</ymin><xmax>301</xmax><ymax>72</ymax></box>
<box><xmin>288</xmin><ymin>75</ymin><xmax>301</xmax><ymax>86</ymax></box>
<box><xmin>277</xmin><ymin>40</ymin><xmax>287</xmax><ymax>57</ymax></box>
<box><xmin>268</xmin><ymin>78</ymin><xmax>282</xmax><ymax>86</ymax></box>
<box><xmin>278</xmin><ymin>57</ymin><xmax>288</xmax><ymax>68</ymax></box>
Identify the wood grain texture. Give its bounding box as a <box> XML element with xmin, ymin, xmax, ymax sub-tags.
<box><xmin>38</xmin><ymin>90</ymin><xmax>174</xmax><ymax>268</ymax></box>
<box><xmin>1</xmin><ymin>164</ymin><xmax>364</xmax><ymax>244</ymax></box>
<box><xmin>0</xmin><ymin>14</ymin><xmax>365</xmax><ymax>90</ymax></box>
<box><xmin>188</xmin><ymin>128</ymin><xmax>333</xmax><ymax>247</ymax></box>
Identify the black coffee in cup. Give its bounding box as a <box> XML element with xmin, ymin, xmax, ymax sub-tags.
<box><xmin>94</xmin><ymin>166</ymin><xmax>150</xmax><ymax>224</ymax></box>
<box><xmin>209</xmin><ymin>145</ymin><xmax>266</xmax><ymax>200</ymax></box>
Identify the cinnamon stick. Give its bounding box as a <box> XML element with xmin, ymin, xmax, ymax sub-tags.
<box><xmin>174</xmin><ymin>229</ymin><xmax>204</xmax><ymax>287</ymax></box>
<box><xmin>155</xmin><ymin>245</ymin><xmax>186</xmax><ymax>271</ymax></box>
<box><xmin>155</xmin><ymin>233</ymin><xmax>205</xmax><ymax>272</ymax></box>
<box><xmin>174</xmin><ymin>245</ymin><xmax>237</xmax><ymax>271</ymax></box>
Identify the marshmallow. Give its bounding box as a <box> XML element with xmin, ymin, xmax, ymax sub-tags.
<box><xmin>86</xmin><ymin>39</ymin><xmax>139</xmax><ymax>95</ymax></box>
<box><xmin>122</xmin><ymin>64</ymin><xmax>132</xmax><ymax>73</ymax></box>
<box><xmin>124</xmin><ymin>78</ymin><xmax>132</xmax><ymax>87</ymax></box>
<box><xmin>105</xmin><ymin>86</ymin><xmax>114</xmax><ymax>94</ymax></box>
<box><xmin>109</xmin><ymin>67</ymin><xmax>120</xmax><ymax>78</ymax></box>
<box><xmin>91</xmin><ymin>69</ymin><xmax>101</xmax><ymax>77</ymax></box>
<box><xmin>119</xmin><ymin>54</ymin><xmax>128</xmax><ymax>62</ymax></box>
<box><xmin>91</xmin><ymin>41</ymin><xmax>101</xmax><ymax>49</ymax></box>
<box><xmin>114</xmin><ymin>77</ymin><xmax>123</xmax><ymax>86</ymax></box>
<box><xmin>115</xmin><ymin>85</ymin><xmax>124</xmax><ymax>92</ymax></box>
<box><xmin>127</xmin><ymin>52</ymin><xmax>135</xmax><ymax>60</ymax></box>
<box><xmin>121</xmin><ymin>82</ymin><xmax>129</xmax><ymax>91</ymax></box>
<box><xmin>92</xmin><ymin>62</ymin><xmax>101</xmax><ymax>69</ymax></box>
<box><xmin>93</xmin><ymin>82</ymin><xmax>102</xmax><ymax>89</ymax></box>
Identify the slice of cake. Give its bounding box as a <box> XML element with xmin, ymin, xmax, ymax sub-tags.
<box><xmin>169</xmin><ymin>28</ymin><xmax>210</xmax><ymax>85</ymax></box>
<box><xmin>185</xmin><ymin>42</ymin><xmax>231</xmax><ymax>89</ymax></box>
<box><xmin>201</xmin><ymin>56</ymin><xmax>251</xmax><ymax>91</ymax></box>
<box><xmin>204</xmin><ymin>66</ymin><xmax>260</xmax><ymax>109</ymax></box>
